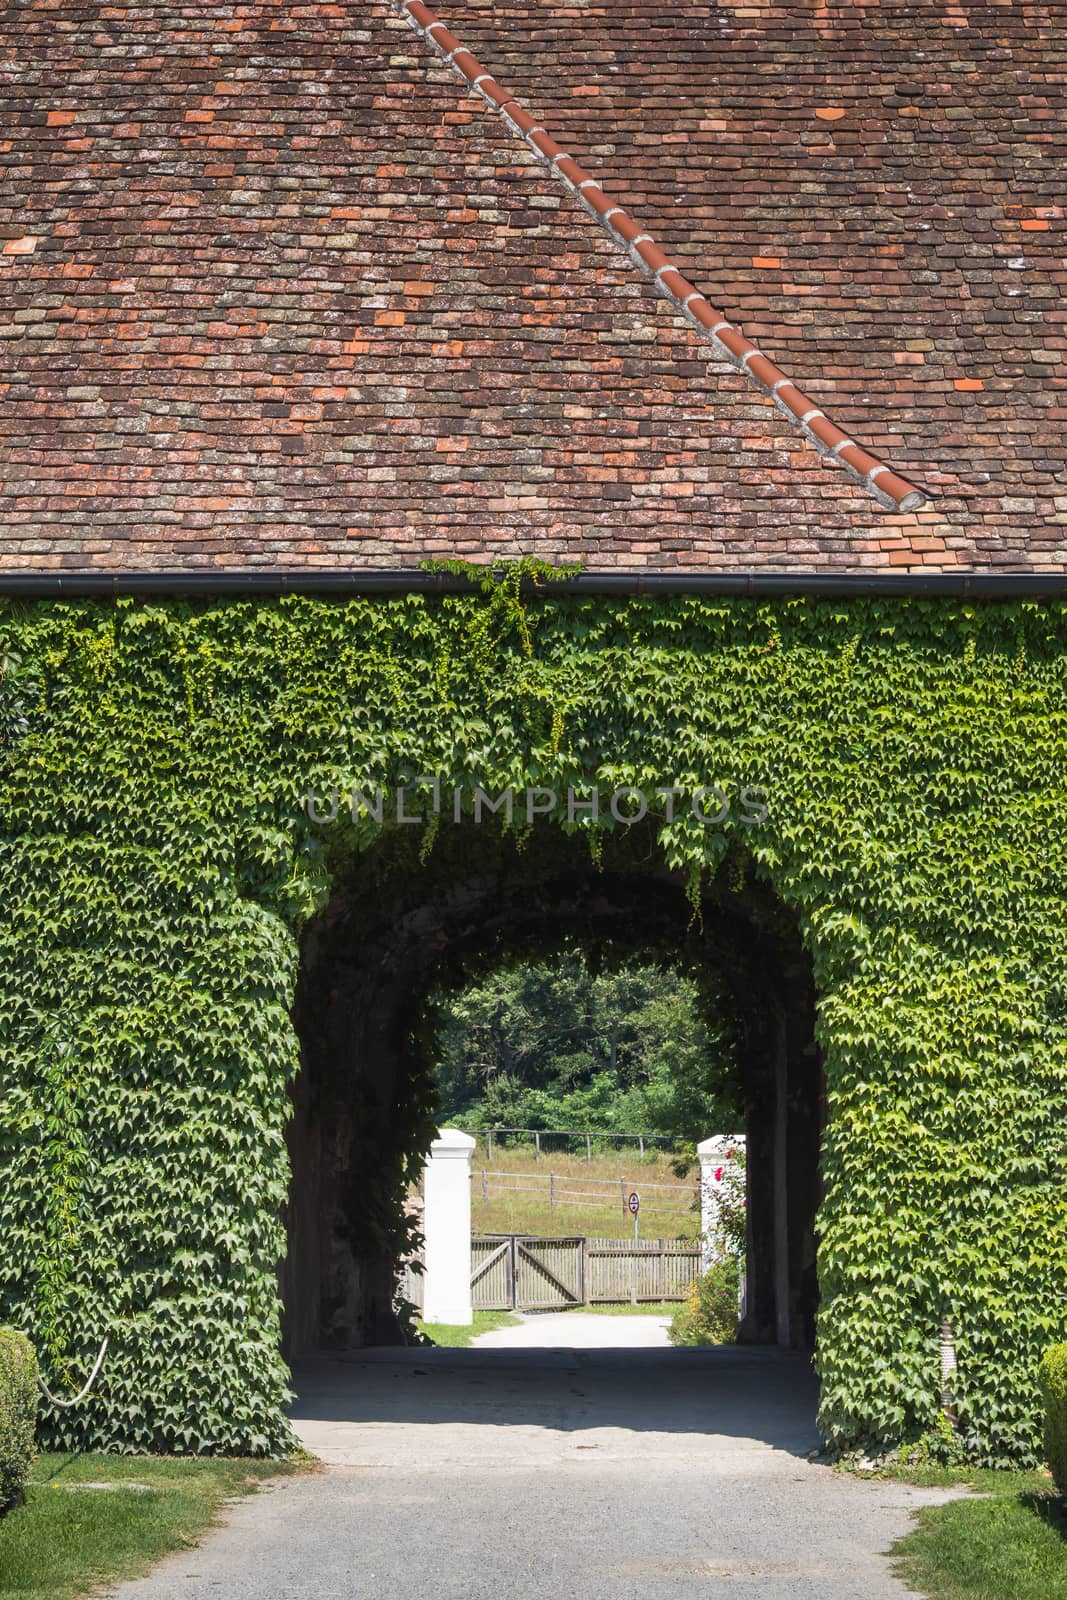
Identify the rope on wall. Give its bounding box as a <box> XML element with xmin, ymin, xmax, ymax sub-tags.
<box><xmin>37</xmin><ymin>1337</ymin><xmax>109</xmax><ymax>1409</ymax></box>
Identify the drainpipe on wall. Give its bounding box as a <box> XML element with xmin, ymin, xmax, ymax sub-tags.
<box><xmin>940</xmin><ymin>1317</ymin><xmax>959</xmax><ymax>1427</ymax></box>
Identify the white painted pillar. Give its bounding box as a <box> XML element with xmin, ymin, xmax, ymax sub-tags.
<box><xmin>421</xmin><ymin>1128</ymin><xmax>476</xmax><ymax>1325</ymax></box>
<box><xmin>698</xmin><ymin>1134</ymin><xmax>746</xmax><ymax>1271</ymax></box>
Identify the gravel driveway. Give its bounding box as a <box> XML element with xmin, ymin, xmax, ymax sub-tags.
<box><xmin>108</xmin><ymin>1335</ymin><xmax>952</xmax><ymax>1600</ymax></box>
<box><xmin>475</xmin><ymin>1310</ymin><xmax>672</xmax><ymax>1348</ymax></box>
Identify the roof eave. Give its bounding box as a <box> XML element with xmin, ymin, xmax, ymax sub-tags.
<box><xmin>1</xmin><ymin>569</ymin><xmax>1063</xmax><ymax>599</ymax></box>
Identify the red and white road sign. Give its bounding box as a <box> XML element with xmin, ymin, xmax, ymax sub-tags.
<box><xmin>627</xmin><ymin>1190</ymin><xmax>640</xmax><ymax>1215</ymax></box>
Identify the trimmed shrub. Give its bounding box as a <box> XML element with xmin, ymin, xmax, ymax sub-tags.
<box><xmin>0</xmin><ymin>1328</ymin><xmax>37</xmax><ymax>1513</ymax></box>
<box><xmin>1038</xmin><ymin>1342</ymin><xmax>1067</xmax><ymax>1496</ymax></box>
<box><xmin>668</xmin><ymin>1257</ymin><xmax>740</xmax><ymax>1347</ymax></box>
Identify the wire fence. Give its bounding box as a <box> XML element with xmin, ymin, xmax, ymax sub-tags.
<box><xmin>469</xmin><ymin>1126</ymin><xmax>686</xmax><ymax>1161</ymax></box>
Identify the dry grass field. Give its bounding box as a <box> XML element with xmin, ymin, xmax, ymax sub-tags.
<box><xmin>466</xmin><ymin>1145</ymin><xmax>700</xmax><ymax>1241</ymax></box>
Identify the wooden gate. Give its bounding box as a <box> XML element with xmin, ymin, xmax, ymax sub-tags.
<box><xmin>472</xmin><ymin>1235</ymin><xmax>584</xmax><ymax>1310</ymax></box>
<box><xmin>402</xmin><ymin>1234</ymin><xmax>701</xmax><ymax>1316</ymax></box>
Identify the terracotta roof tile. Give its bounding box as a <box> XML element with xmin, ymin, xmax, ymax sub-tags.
<box><xmin>396</xmin><ymin>0</ymin><xmax>927</xmax><ymax>514</ymax></box>
<box><xmin>0</xmin><ymin>0</ymin><xmax>1063</xmax><ymax>572</ymax></box>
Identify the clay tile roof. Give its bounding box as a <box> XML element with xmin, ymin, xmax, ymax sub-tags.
<box><xmin>0</xmin><ymin>1</ymin><xmax>1064</xmax><ymax>575</ymax></box>
<box><xmin>399</xmin><ymin>0</ymin><xmax>926</xmax><ymax>516</ymax></box>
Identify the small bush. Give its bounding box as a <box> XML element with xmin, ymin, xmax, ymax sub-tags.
<box><xmin>1038</xmin><ymin>1341</ymin><xmax>1067</xmax><ymax>1497</ymax></box>
<box><xmin>896</xmin><ymin>1412</ymin><xmax>970</xmax><ymax>1468</ymax></box>
<box><xmin>668</xmin><ymin>1256</ymin><xmax>740</xmax><ymax>1347</ymax></box>
<box><xmin>0</xmin><ymin>1328</ymin><xmax>37</xmax><ymax>1513</ymax></box>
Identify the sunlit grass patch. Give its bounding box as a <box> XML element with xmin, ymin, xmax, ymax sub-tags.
<box><xmin>0</xmin><ymin>1453</ymin><xmax>302</xmax><ymax>1600</ymax></box>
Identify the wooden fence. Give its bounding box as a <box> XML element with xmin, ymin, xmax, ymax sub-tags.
<box><xmin>584</xmin><ymin>1237</ymin><xmax>700</xmax><ymax>1305</ymax></box>
<box><xmin>399</xmin><ymin>1234</ymin><xmax>701</xmax><ymax>1314</ymax></box>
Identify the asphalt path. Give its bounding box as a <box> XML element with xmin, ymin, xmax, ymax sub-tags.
<box><xmin>110</xmin><ymin>1321</ymin><xmax>951</xmax><ymax>1600</ymax></box>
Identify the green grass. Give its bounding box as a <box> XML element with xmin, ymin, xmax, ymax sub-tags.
<box><xmin>416</xmin><ymin>1310</ymin><xmax>521</xmax><ymax>1347</ymax></box>
<box><xmin>557</xmin><ymin>1301</ymin><xmax>678</xmax><ymax>1317</ymax></box>
<box><xmin>888</xmin><ymin>1469</ymin><xmax>1066</xmax><ymax>1600</ymax></box>
<box><xmin>0</xmin><ymin>1453</ymin><xmax>302</xmax><ymax>1600</ymax></box>
<box><xmin>872</xmin><ymin>1465</ymin><xmax>1052</xmax><ymax>1493</ymax></box>
<box><xmin>467</xmin><ymin>1148</ymin><xmax>699</xmax><ymax>1242</ymax></box>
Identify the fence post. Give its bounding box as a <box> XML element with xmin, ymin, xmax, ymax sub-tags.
<box><xmin>549</xmin><ymin>1171</ymin><xmax>555</xmax><ymax>1209</ymax></box>
<box><xmin>586</xmin><ymin>1133</ymin><xmax>592</xmax><ymax>1162</ymax></box>
<box><xmin>534</xmin><ymin>1130</ymin><xmax>541</xmax><ymax>1160</ymax></box>
<box><xmin>638</xmin><ymin>1135</ymin><xmax>644</xmax><ymax>1158</ymax></box>
<box><xmin>481</xmin><ymin>1168</ymin><xmax>488</xmax><ymax>1201</ymax></box>
<box><xmin>487</xmin><ymin>1129</ymin><xmax>493</xmax><ymax>1162</ymax></box>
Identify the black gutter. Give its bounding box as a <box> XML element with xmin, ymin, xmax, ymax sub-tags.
<box><xmin>0</xmin><ymin>569</ymin><xmax>1065</xmax><ymax>599</ymax></box>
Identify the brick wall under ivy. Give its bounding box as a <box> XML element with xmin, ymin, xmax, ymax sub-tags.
<box><xmin>0</xmin><ymin>586</ymin><xmax>1064</xmax><ymax>1462</ymax></box>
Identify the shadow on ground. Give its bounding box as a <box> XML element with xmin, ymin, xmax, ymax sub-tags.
<box><xmin>290</xmin><ymin>1344</ymin><xmax>821</xmax><ymax>1468</ymax></box>
<box><xmin>1024</xmin><ymin>1491</ymin><xmax>1067</xmax><ymax>1543</ymax></box>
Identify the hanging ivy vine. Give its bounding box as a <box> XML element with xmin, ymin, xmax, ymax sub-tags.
<box><xmin>0</xmin><ymin>587</ymin><xmax>1064</xmax><ymax>1462</ymax></box>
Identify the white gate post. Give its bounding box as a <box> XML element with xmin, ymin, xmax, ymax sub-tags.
<box><xmin>698</xmin><ymin>1134</ymin><xmax>745</xmax><ymax>1270</ymax></box>
<box><xmin>421</xmin><ymin>1128</ymin><xmax>476</xmax><ymax>1325</ymax></box>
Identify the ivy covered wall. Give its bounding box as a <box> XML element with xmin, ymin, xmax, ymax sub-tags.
<box><xmin>0</xmin><ymin>588</ymin><xmax>1064</xmax><ymax>1462</ymax></box>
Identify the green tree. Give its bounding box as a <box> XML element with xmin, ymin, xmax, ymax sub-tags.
<box><xmin>428</xmin><ymin>953</ymin><xmax>739</xmax><ymax>1143</ymax></box>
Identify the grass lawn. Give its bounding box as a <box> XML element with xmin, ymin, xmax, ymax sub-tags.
<box><xmin>416</xmin><ymin>1309</ymin><xmax>521</xmax><ymax>1347</ymax></box>
<box><xmin>884</xmin><ymin>1467</ymin><xmax>1066</xmax><ymax>1600</ymax></box>
<box><xmin>558</xmin><ymin>1301</ymin><xmax>678</xmax><ymax>1317</ymax></box>
<box><xmin>467</xmin><ymin>1148</ymin><xmax>699</xmax><ymax>1241</ymax></box>
<box><xmin>0</xmin><ymin>1452</ymin><xmax>302</xmax><ymax>1600</ymax></box>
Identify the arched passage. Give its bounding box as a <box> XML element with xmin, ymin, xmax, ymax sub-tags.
<box><xmin>282</xmin><ymin>823</ymin><xmax>824</xmax><ymax>1363</ymax></box>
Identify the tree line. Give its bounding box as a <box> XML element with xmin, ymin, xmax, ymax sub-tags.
<box><xmin>429</xmin><ymin>952</ymin><xmax>740</xmax><ymax>1146</ymax></box>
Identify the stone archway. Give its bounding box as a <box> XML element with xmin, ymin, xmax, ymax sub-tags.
<box><xmin>281</xmin><ymin>823</ymin><xmax>823</xmax><ymax>1360</ymax></box>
